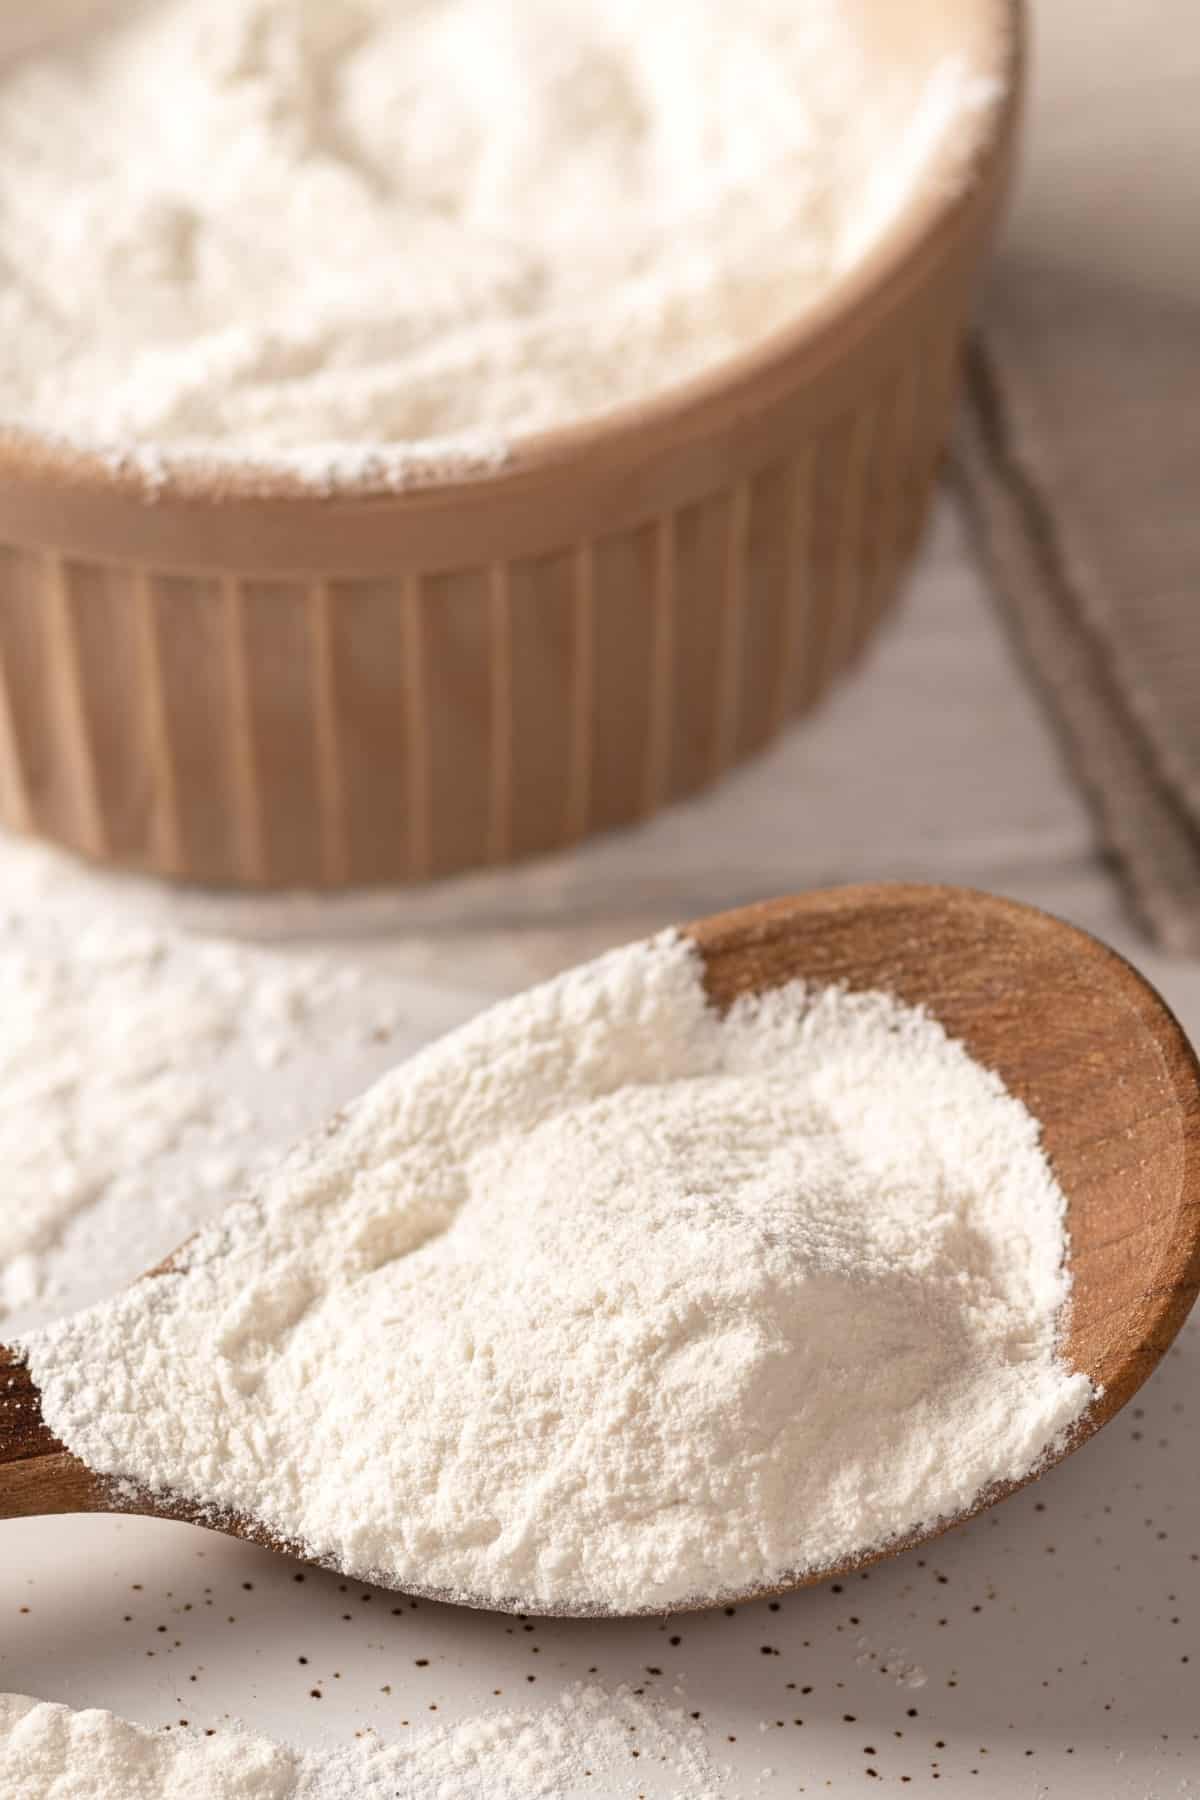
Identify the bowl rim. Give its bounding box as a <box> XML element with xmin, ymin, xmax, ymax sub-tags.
<box><xmin>0</xmin><ymin>0</ymin><xmax>1023</xmax><ymax>508</ymax></box>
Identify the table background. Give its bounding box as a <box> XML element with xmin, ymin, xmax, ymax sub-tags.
<box><xmin>3</xmin><ymin>3</ymin><xmax>1198</xmax><ymax>1793</ymax></box>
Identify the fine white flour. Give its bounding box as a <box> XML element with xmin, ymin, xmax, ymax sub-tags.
<box><xmin>0</xmin><ymin>833</ymin><xmax>511</xmax><ymax>1336</ymax></box>
<box><xmin>25</xmin><ymin>932</ymin><xmax>1093</xmax><ymax>1614</ymax></box>
<box><xmin>0</xmin><ymin>1686</ymin><xmax>724</xmax><ymax>1798</ymax></box>
<box><xmin>0</xmin><ymin>916</ymin><xmax>344</xmax><ymax>1325</ymax></box>
<box><xmin>0</xmin><ymin>0</ymin><xmax>999</xmax><ymax>483</ymax></box>
<box><xmin>0</xmin><ymin>899</ymin><xmax>424</xmax><ymax>1334</ymax></box>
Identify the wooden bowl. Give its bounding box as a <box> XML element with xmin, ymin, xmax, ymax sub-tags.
<box><xmin>0</xmin><ymin>1</ymin><xmax>1021</xmax><ymax>888</ymax></box>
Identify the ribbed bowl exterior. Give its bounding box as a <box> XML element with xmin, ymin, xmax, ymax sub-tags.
<box><xmin>0</xmin><ymin>131</ymin><xmax>1007</xmax><ymax>888</ymax></box>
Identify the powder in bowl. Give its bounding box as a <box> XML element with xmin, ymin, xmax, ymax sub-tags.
<box><xmin>24</xmin><ymin>931</ymin><xmax>1092</xmax><ymax>1613</ymax></box>
<box><xmin>0</xmin><ymin>0</ymin><xmax>1000</xmax><ymax>481</ymax></box>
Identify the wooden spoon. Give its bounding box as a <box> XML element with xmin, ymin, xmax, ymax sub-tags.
<box><xmin>3</xmin><ymin>883</ymin><xmax>1199</xmax><ymax>1615</ymax></box>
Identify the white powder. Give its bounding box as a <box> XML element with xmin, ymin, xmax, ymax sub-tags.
<box><xmin>854</xmin><ymin>1634</ymin><xmax>928</xmax><ymax>1689</ymax></box>
<box><xmin>0</xmin><ymin>896</ymin><xmax>422</xmax><ymax>1335</ymax></box>
<box><xmin>0</xmin><ymin>0</ymin><xmax>1000</xmax><ymax>485</ymax></box>
<box><xmin>25</xmin><ymin>932</ymin><xmax>1093</xmax><ymax>1614</ymax></box>
<box><xmin>0</xmin><ymin>915</ymin><xmax>334</xmax><ymax>1324</ymax></box>
<box><xmin>0</xmin><ymin>1685</ymin><xmax>723</xmax><ymax>1798</ymax></box>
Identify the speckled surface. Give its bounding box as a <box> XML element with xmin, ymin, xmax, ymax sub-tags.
<box><xmin>5</xmin><ymin>1332</ymin><xmax>1199</xmax><ymax>1797</ymax></box>
<box><xmin>3</xmin><ymin>499</ymin><xmax>1199</xmax><ymax>1795</ymax></box>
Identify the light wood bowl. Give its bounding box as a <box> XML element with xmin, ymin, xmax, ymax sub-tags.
<box><xmin>0</xmin><ymin>1</ymin><xmax>1021</xmax><ymax>888</ymax></box>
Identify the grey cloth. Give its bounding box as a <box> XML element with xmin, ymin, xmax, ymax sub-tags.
<box><xmin>956</xmin><ymin>256</ymin><xmax>1200</xmax><ymax>953</ymax></box>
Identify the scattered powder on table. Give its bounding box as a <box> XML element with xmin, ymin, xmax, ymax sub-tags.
<box><xmin>24</xmin><ymin>931</ymin><xmax>1094</xmax><ymax>1613</ymax></box>
<box><xmin>0</xmin><ymin>1685</ymin><xmax>724</xmax><ymax>1798</ymax></box>
<box><xmin>0</xmin><ymin>901</ymin><xmax>410</xmax><ymax>1334</ymax></box>
<box><xmin>0</xmin><ymin>0</ymin><xmax>1000</xmax><ymax>485</ymax></box>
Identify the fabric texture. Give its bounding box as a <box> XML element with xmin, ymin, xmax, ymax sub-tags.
<box><xmin>957</xmin><ymin>256</ymin><xmax>1200</xmax><ymax>953</ymax></box>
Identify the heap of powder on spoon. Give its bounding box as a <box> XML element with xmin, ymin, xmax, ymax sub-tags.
<box><xmin>23</xmin><ymin>931</ymin><xmax>1092</xmax><ymax>1613</ymax></box>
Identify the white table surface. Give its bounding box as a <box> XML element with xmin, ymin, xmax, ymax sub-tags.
<box><xmin>4</xmin><ymin>4</ymin><xmax>1199</xmax><ymax>1793</ymax></box>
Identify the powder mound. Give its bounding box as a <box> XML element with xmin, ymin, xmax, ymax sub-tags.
<box><xmin>0</xmin><ymin>0</ymin><xmax>1000</xmax><ymax>479</ymax></box>
<box><xmin>25</xmin><ymin>933</ymin><xmax>1093</xmax><ymax>1613</ymax></box>
<box><xmin>0</xmin><ymin>1684</ymin><xmax>722</xmax><ymax>1798</ymax></box>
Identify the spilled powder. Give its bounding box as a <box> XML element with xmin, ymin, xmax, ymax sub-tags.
<box><xmin>24</xmin><ymin>931</ymin><xmax>1093</xmax><ymax>1614</ymax></box>
<box><xmin>0</xmin><ymin>916</ymin><xmax>340</xmax><ymax>1324</ymax></box>
<box><xmin>0</xmin><ymin>1686</ymin><xmax>724</xmax><ymax>1798</ymax></box>
<box><xmin>0</xmin><ymin>859</ymin><xmax>441</xmax><ymax>1334</ymax></box>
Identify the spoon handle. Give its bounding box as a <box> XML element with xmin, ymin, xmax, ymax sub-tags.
<box><xmin>0</xmin><ymin>1344</ymin><xmax>102</xmax><ymax>1519</ymax></box>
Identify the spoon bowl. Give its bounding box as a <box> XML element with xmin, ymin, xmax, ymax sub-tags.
<box><xmin>3</xmin><ymin>883</ymin><xmax>1199</xmax><ymax>1613</ymax></box>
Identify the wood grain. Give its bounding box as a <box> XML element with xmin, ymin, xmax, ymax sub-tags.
<box><xmin>0</xmin><ymin>1347</ymin><xmax>98</xmax><ymax>1519</ymax></box>
<box><xmin>3</xmin><ymin>882</ymin><xmax>1196</xmax><ymax>1615</ymax></box>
